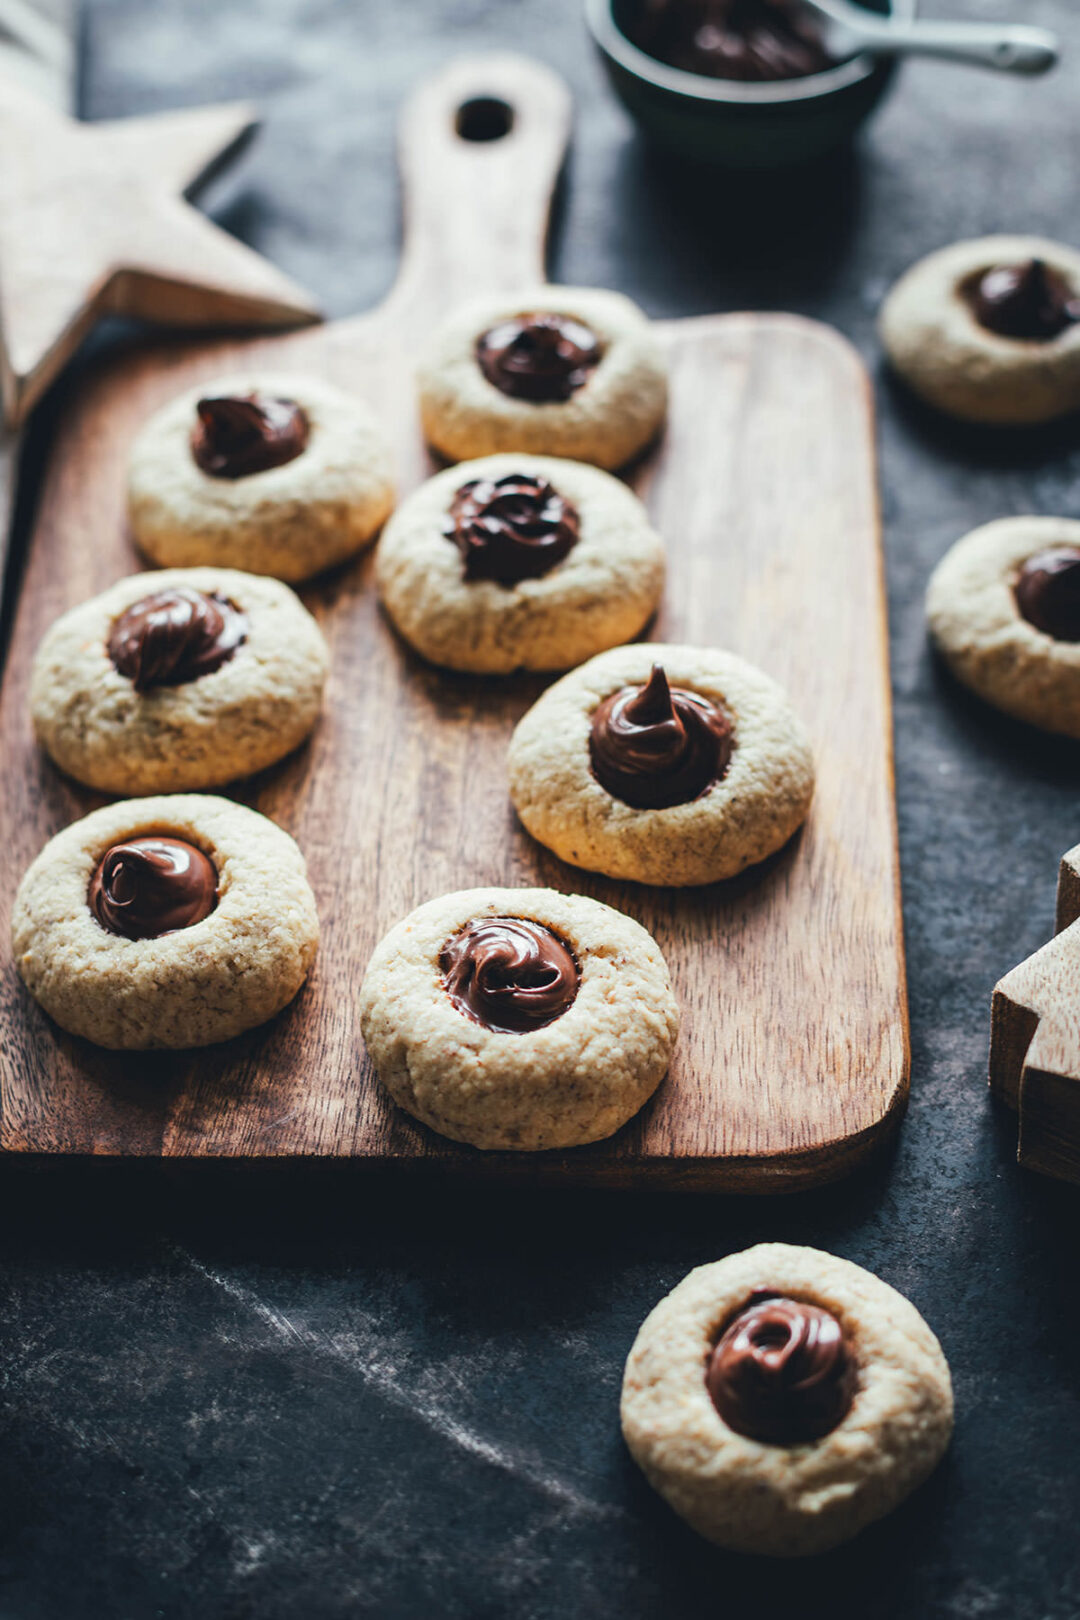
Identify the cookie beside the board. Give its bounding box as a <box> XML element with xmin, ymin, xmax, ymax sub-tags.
<box><xmin>622</xmin><ymin>1242</ymin><xmax>953</xmax><ymax>1557</ymax></box>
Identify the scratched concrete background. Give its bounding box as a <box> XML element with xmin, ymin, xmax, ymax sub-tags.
<box><xmin>2</xmin><ymin>1</ymin><xmax>1080</xmax><ymax>1616</ymax></box>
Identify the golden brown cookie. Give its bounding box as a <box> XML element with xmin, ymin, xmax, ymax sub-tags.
<box><xmin>927</xmin><ymin>516</ymin><xmax>1080</xmax><ymax>735</ymax></box>
<box><xmin>880</xmin><ymin>236</ymin><xmax>1080</xmax><ymax>424</ymax></box>
<box><xmin>622</xmin><ymin>1243</ymin><xmax>953</xmax><ymax>1557</ymax></box>
<box><xmin>375</xmin><ymin>453</ymin><xmax>664</xmax><ymax>673</ymax></box>
<box><xmin>507</xmin><ymin>643</ymin><xmax>814</xmax><ymax>886</ymax></box>
<box><xmin>128</xmin><ymin>373</ymin><xmax>395</xmax><ymax>581</ymax></box>
<box><xmin>359</xmin><ymin>886</ymin><xmax>679</xmax><ymax>1149</ymax></box>
<box><xmin>12</xmin><ymin>795</ymin><xmax>319</xmax><ymax>1049</ymax></box>
<box><xmin>30</xmin><ymin>567</ymin><xmax>328</xmax><ymax>793</ymax></box>
<box><xmin>417</xmin><ymin>286</ymin><xmax>667</xmax><ymax>470</ymax></box>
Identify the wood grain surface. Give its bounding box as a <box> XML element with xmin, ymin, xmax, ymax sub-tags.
<box><xmin>0</xmin><ymin>54</ymin><xmax>908</xmax><ymax>1189</ymax></box>
<box><xmin>991</xmin><ymin>843</ymin><xmax>1080</xmax><ymax>1186</ymax></box>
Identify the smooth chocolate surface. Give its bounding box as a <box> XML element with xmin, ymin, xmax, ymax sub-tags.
<box><xmin>1014</xmin><ymin>548</ymin><xmax>1080</xmax><ymax>641</ymax></box>
<box><xmin>967</xmin><ymin>259</ymin><xmax>1080</xmax><ymax>342</ymax></box>
<box><xmin>624</xmin><ymin>0</ymin><xmax>834</xmax><ymax>83</ymax></box>
<box><xmin>108</xmin><ymin>588</ymin><xmax>247</xmax><ymax>691</ymax></box>
<box><xmin>190</xmin><ymin>392</ymin><xmax>309</xmax><ymax>478</ymax></box>
<box><xmin>87</xmin><ymin>836</ymin><xmax>218</xmax><ymax>940</ymax></box>
<box><xmin>443</xmin><ymin>472</ymin><xmax>580</xmax><ymax>583</ymax></box>
<box><xmin>440</xmin><ymin>917</ymin><xmax>579</xmax><ymax>1033</ymax></box>
<box><xmin>589</xmin><ymin>664</ymin><xmax>732</xmax><ymax>808</ymax></box>
<box><xmin>706</xmin><ymin>1291</ymin><xmax>857</xmax><ymax>1444</ymax></box>
<box><xmin>476</xmin><ymin>313</ymin><xmax>601</xmax><ymax>402</ymax></box>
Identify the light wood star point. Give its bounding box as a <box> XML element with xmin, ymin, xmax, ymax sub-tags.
<box><xmin>0</xmin><ymin>82</ymin><xmax>321</xmax><ymax>425</ymax></box>
<box><xmin>990</xmin><ymin>843</ymin><xmax>1080</xmax><ymax>1184</ymax></box>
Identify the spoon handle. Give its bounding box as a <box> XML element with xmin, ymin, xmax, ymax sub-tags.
<box><xmin>807</xmin><ymin>3</ymin><xmax>1060</xmax><ymax>76</ymax></box>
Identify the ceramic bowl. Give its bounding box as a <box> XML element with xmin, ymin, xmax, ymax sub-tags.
<box><xmin>584</xmin><ymin>0</ymin><xmax>917</xmax><ymax>169</ymax></box>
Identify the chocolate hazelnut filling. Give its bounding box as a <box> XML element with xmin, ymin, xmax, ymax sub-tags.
<box><xmin>476</xmin><ymin>313</ymin><xmax>601</xmax><ymax>403</ymax></box>
<box><xmin>442</xmin><ymin>472</ymin><xmax>580</xmax><ymax>583</ymax></box>
<box><xmin>88</xmin><ymin>837</ymin><xmax>218</xmax><ymax>940</ymax></box>
<box><xmin>966</xmin><ymin>259</ymin><xmax>1080</xmax><ymax>342</ymax></box>
<box><xmin>190</xmin><ymin>392</ymin><xmax>309</xmax><ymax>478</ymax></box>
<box><xmin>589</xmin><ymin>664</ymin><xmax>732</xmax><ymax>809</ymax></box>
<box><xmin>440</xmin><ymin>917</ymin><xmax>579</xmax><ymax>1034</ymax></box>
<box><xmin>624</xmin><ymin>0</ymin><xmax>834</xmax><ymax>83</ymax></box>
<box><xmin>108</xmin><ymin>588</ymin><xmax>247</xmax><ymax>691</ymax></box>
<box><xmin>1015</xmin><ymin>548</ymin><xmax>1080</xmax><ymax>641</ymax></box>
<box><xmin>706</xmin><ymin>1290</ymin><xmax>856</xmax><ymax>1444</ymax></box>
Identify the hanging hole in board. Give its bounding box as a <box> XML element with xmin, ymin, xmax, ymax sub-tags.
<box><xmin>455</xmin><ymin>97</ymin><xmax>514</xmax><ymax>142</ymax></box>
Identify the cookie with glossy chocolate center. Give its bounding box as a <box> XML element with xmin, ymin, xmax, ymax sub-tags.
<box><xmin>30</xmin><ymin>567</ymin><xmax>328</xmax><ymax>795</ymax></box>
<box><xmin>359</xmin><ymin>887</ymin><xmax>678</xmax><ymax>1151</ymax></box>
<box><xmin>621</xmin><ymin>1243</ymin><xmax>953</xmax><ymax>1557</ymax></box>
<box><xmin>376</xmin><ymin>454</ymin><xmax>664</xmax><ymax>675</ymax></box>
<box><xmin>927</xmin><ymin>516</ymin><xmax>1080</xmax><ymax>737</ymax></box>
<box><xmin>508</xmin><ymin>642</ymin><xmax>814</xmax><ymax>886</ymax></box>
<box><xmin>128</xmin><ymin>372</ymin><xmax>394</xmax><ymax>582</ymax></box>
<box><xmin>881</xmin><ymin>235</ymin><xmax>1080</xmax><ymax>425</ymax></box>
<box><xmin>11</xmin><ymin>795</ymin><xmax>319</xmax><ymax>1049</ymax></box>
<box><xmin>418</xmin><ymin>285</ymin><xmax>667</xmax><ymax>471</ymax></box>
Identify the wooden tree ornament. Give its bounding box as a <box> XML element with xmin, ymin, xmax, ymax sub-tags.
<box><xmin>990</xmin><ymin>844</ymin><xmax>1080</xmax><ymax>1184</ymax></box>
<box><xmin>0</xmin><ymin>80</ymin><xmax>321</xmax><ymax>425</ymax></box>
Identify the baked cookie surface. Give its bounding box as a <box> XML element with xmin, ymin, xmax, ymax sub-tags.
<box><xmin>507</xmin><ymin>643</ymin><xmax>814</xmax><ymax>886</ymax></box>
<box><xmin>128</xmin><ymin>373</ymin><xmax>395</xmax><ymax>581</ymax></box>
<box><xmin>358</xmin><ymin>886</ymin><xmax>679</xmax><ymax>1150</ymax></box>
<box><xmin>12</xmin><ymin>795</ymin><xmax>319</xmax><ymax>1049</ymax></box>
<box><xmin>375</xmin><ymin>453</ymin><xmax>665</xmax><ymax>673</ymax></box>
<box><xmin>621</xmin><ymin>1242</ymin><xmax>953</xmax><ymax>1558</ymax></box>
<box><xmin>880</xmin><ymin>236</ymin><xmax>1080</xmax><ymax>424</ymax></box>
<box><xmin>927</xmin><ymin>516</ymin><xmax>1080</xmax><ymax>736</ymax></box>
<box><xmin>30</xmin><ymin>567</ymin><xmax>329</xmax><ymax>794</ymax></box>
<box><xmin>417</xmin><ymin>286</ymin><xmax>667</xmax><ymax>470</ymax></box>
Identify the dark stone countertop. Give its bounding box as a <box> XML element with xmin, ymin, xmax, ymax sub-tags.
<box><xmin>3</xmin><ymin>2</ymin><xmax>1080</xmax><ymax>1616</ymax></box>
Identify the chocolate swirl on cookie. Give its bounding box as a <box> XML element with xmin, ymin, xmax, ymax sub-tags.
<box><xmin>589</xmin><ymin>664</ymin><xmax>732</xmax><ymax>809</ymax></box>
<box><xmin>108</xmin><ymin>588</ymin><xmax>247</xmax><ymax>691</ymax></box>
<box><xmin>190</xmin><ymin>392</ymin><xmax>310</xmax><ymax>478</ymax></box>
<box><xmin>476</xmin><ymin>313</ymin><xmax>601</xmax><ymax>403</ymax></box>
<box><xmin>706</xmin><ymin>1291</ymin><xmax>857</xmax><ymax>1445</ymax></box>
<box><xmin>88</xmin><ymin>836</ymin><xmax>218</xmax><ymax>940</ymax></box>
<box><xmin>440</xmin><ymin>917</ymin><xmax>579</xmax><ymax>1034</ymax></box>
<box><xmin>442</xmin><ymin>473</ymin><xmax>580</xmax><ymax>583</ymax></box>
<box><xmin>624</xmin><ymin>0</ymin><xmax>833</xmax><ymax>83</ymax></box>
<box><xmin>966</xmin><ymin>259</ymin><xmax>1080</xmax><ymax>342</ymax></box>
<box><xmin>1015</xmin><ymin>547</ymin><xmax>1080</xmax><ymax>641</ymax></box>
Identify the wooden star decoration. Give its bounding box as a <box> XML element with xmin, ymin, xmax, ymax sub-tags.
<box><xmin>990</xmin><ymin>841</ymin><xmax>1080</xmax><ymax>1185</ymax></box>
<box><xmin>0</xmin><ymin>81</ymin><xmax>321</xmax><ymax>425</ymax></box>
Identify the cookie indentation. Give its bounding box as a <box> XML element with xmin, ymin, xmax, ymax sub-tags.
<box><xmin>965</xmin><ymin>258</ymin><xmax>1080</xmax><ymax>342</ymax></box>
<box><xmin>88</xmin><ymin>836</ymin><xmax>217</xmax><ymax>940</ymax></box>
<box><xmin>191</xmin><ymin>393</ymin><xmax>309</xmax><ymax>479</ymax></box>
<box><xmin>108</xmin><ymin>588</ymin><xmax>246</xmax><ymax>691</ymax></box>
<box><xmin>443</xmin><ymin>472</ymin><xmax>579</xmax><ymax>584</ymax></box>
<box><xmin>476</xmin><ymin>313</ymin><xmax>601</xmax><ymax>403</ymax></box>
<box><xmin>706</xmin><ymin>1291</ymin><xmax>856</xmax><ymax>1445</ymax></box>
<box><xmin>441</xmin><ymin>917</ymin><xmax>579</xmax><ymax>1034</ymax></box>
<box><xmin>589</xmin><ymin>663</ymin><xmax>733</xmax><ymax>809</ymax></box>
<box><xmin>1014</xmin><ymin>548</ymin><xmax>1080</xmax><ymax>641</ymax></box>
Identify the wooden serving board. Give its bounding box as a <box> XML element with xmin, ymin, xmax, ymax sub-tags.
<box><xmin>0</xmin><ymin>55</ymin><xmax>908</xmax><ymax>1190</ymax></box>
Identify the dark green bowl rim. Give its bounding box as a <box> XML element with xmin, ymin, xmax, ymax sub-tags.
<box><xmin>584</xmin><ymin>0</ymin><xmax>918</xmax><ymax>106</ymax></box>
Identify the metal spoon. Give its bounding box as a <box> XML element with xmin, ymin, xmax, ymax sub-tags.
<box><xmin>802</xmin><ymin>0</ymin><xmax>1058</xmax><ymax>75</ymax></box>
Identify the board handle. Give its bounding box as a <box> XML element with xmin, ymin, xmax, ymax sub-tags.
<box><xmin>385</xmin><ymin>54</ymin><xmax>573</xmax><ymax>322</ymax></box>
